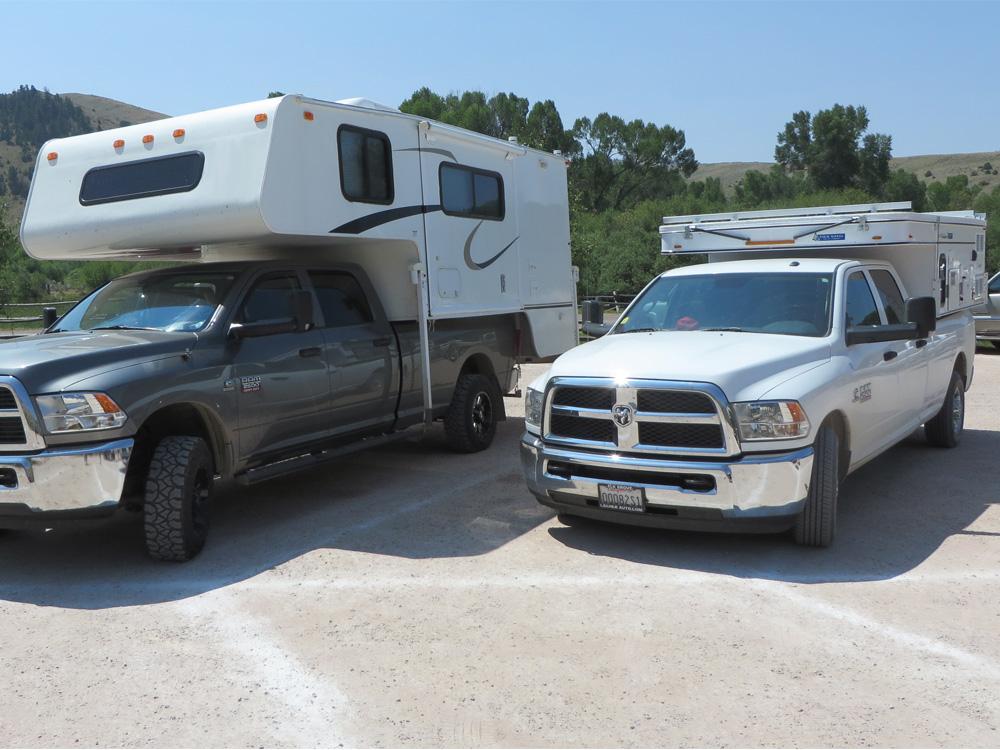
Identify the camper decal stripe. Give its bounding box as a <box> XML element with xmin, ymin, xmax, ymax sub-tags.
<box><xmin>395</xmin><ymin>146</ymin><xmax>458</xmax><ymax>162</ymax></box>
<box><xmin>330</xmin><ymin>204</ymin><xmax>442</xmax><ymax>234</ymax></box>
<box><xmin>463</xmin><ymin>220</ymin><xmax>519</xmax><ymax>270</ymax></box>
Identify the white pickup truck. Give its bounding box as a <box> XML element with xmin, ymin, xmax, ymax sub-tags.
<box><xmin>521</xmin><ymin>203</ymin><xmax>986</xmax><ymax>546</ymax></box>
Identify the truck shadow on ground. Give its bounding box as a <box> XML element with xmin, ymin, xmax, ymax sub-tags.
<box><xmin>0</xmin><ymin>416</ymin><xmax>997</xmax><ymax>609</ymax></box>
<box><xmin>0</xmin><ymin>420</ymin><xmax>552</xmax><ymax>609</ymax></box>
<box><xmin>548</xmin><ymin>426</ymin><xmax>1000</xmax><ymax>583</ymax></box>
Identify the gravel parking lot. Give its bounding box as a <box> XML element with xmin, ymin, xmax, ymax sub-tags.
<box><xmin>1</xmin><ymin>350</ymin><xmax>998</xmax><ymax>747</ymax></box>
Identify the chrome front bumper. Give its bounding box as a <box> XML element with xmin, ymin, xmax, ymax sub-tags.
<box><xmin>974</xmin><ymin>315</ymin><xmax>1000</xmax><ymax>340</ymax></box>
<box><xmin>521</xmin><ymin>433</ymin><xmax>813</xmax><ymax>530</ymax></box>
<box><xmin>0</xmin><ymin>439</ymin><xmax>133</xmax><ymax>517</ymax></box>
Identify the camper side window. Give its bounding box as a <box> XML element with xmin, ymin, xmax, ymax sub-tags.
<box><xmin>439</xmin><ymin>163</ymin><xmax>504</xmax><ymax>220</ymax></box>
<box><xmin>338</xmin><ymin>125</ymin><xmax>393</xmax><ymax>204</ymax></box>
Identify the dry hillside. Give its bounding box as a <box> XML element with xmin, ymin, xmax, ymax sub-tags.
<box><xmin>690</xmin><ymin>152</ymin><xmax>1000</xmax><ymax>194</ymax></box>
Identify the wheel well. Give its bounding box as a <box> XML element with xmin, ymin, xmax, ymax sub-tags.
<box><xmin>123</xmin><ymin>403</ymin><xmax>226</xmax><ymax>505</ymax></box>
<box><xmin>823</xmin><ymin>410</ymin><xmax>850</xmax><ymax>481</ymax></box>
<box><xmin>458</xmin><ymin>353</ymin><xmax>506</xmax><ymax>419</ymax></box>
<box><xmin>954</xmin><ymin>352</ymin><xmax>968</xmax><ymax>386</ymax></box>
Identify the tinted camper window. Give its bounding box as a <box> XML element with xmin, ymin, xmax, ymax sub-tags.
<box><xmin>338</xmin><ymin>125</ymin><xmax>393</xmax><ymax>204</ymax></box>
<box><xmin>439</xmin><ymin>163</ymin><xmax>504</xmax><ymax>220</ymax></box>
<box><xmin>79</xmin><ymin>152</ymin><xmax>204</xmax><ymax>205</ymax></box>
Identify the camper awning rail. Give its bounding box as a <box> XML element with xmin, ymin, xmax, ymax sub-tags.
<box><xmin>660</xmin><ymin>201</ymin><xmax>914</xmax><ymax>228</ymax></box>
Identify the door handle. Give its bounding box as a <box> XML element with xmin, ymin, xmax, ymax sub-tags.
<box><xmin>299</xmin><ymin>347</ymin><xmax>322</xmax><ymax>358</ymax></box>
<box><xmin>883</xmin><ymin>350</ymin><xmax>898</xmax><ymax>361</ymax></box>
<box><xmin>915</xmin><ymin>339</ymin><xmax>928</xmax><ymax>348</ymax></box>
<box><xmin>372</xmin><ymin>337</ymin><xmax>391</xmax><ymax>348</ymax></box>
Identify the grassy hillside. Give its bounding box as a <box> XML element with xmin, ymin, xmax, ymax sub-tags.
<box><xmin>691</xmin><ymin>152</ymin><xmax>1000</xmax><ymax>195</ymax></box>
<box><xmin>0</xmin><ymin>91</ymin><xmax>165</xmax><ymax>226</ymax></box>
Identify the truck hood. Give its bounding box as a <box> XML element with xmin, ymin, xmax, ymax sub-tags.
<box><xmin>548</xmin><ymin>331</ymin><xmax>832</xmax><ymax>402</ymax></box>
<box><xmin>0</xmin><ymin>330</ymin><xmax>197</xmax><ymax>394</ymax></box>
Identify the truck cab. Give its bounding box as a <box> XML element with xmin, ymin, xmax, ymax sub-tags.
<box><xmin>521</xmin><ymin>204</ymin><xmax>981</xmax><ymax>547</ymax></box>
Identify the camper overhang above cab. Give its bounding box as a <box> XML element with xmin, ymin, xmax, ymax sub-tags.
<box><xmin>659</xmin><ymin>202</ymin><xmax>986</xmax><ymax>255</ymax></box>
<box><xmin>659</xmin><ymin>201</ymin><xmax>988</xmax><ymax>317</ymax></box>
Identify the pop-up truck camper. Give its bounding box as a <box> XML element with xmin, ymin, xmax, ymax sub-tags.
<box><xmin>5</xmin><ymin>94</ymin><xmax>576</xmax><ymax>560</ymax></box>
<box><xmin>521</xmin><ymin>202</ymin><xmax>985</xmax><ymax>547</ymax></box>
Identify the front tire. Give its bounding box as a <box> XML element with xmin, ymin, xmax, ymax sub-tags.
<box><xmin>444</xmin><ymin>373</ymin><xmax>499</xmax><ymax>453</ymax></box>
<box><xmin>143</xmin><ymin>436</ymin><xmax>214</xmax><ymax>562</ymax></box>
<box><xmin>925</xmin><ymin>370</ymin><xmax>964</xmax><ymax>448</ymax></box>
<box><xmin>794</xmin><ymin>425</ymin><xmax>839</xmax><ymax>547</ymax></box>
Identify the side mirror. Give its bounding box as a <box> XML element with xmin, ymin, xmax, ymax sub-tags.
<box><xmin>229</xmin><ymin>318</ymin><xmax>298</xmax><ymax>340</ymax></box>
<box><xmin>905</xmin><ymin>296</ymin><xmax>936</xmax><ymax>339</ymax></box>
<box><xmin>41</xmin><ymin>307</ymin><xmax>59</xmax><ymax>330</ymax></box>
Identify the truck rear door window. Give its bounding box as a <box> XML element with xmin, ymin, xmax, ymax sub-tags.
<box><xmin>440</xmin><ymin>163</ymin><xmax>504</xmax><ymax>220</ymax></box>
<box><xmin>79</xmin><ymin>152</ymin><xmax>205</xmax><ymax>206</ymax></box>
<box><xmin>309</xmin><ymin>272</ymin><xmax>373</xmax><ymax>327</ymax></box>
<box><xmin>338</xmin><ymin>125</ymin><xmax>393</xmax><ymax>204</ymax></box>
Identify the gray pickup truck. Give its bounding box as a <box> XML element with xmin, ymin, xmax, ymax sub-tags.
<box><xmin>0</xmin><ymin>260</ymin><xmax>516</xmax><ymax>560</ymax></box>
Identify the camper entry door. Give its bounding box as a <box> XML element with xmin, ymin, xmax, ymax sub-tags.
<box><xmin>418</xmin><ymin>132</ymin><xmax>520</xmax><ymax>317</ymax></box>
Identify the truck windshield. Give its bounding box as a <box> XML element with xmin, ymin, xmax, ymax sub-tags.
<box><xmin>53</xmin><ymin>272</ymin><xmax>237</xmax><ymax>333</ymax></box>
<box><xmin>615</xmin><ymin>272</ymin><xmax>834</xmax><ymax>337</ymax></box>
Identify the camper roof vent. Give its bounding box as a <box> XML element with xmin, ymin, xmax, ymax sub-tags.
<box><xmin>335</xmin><ymin>97</ymin><xmax>400</xmax><ymax>112</ymax></box>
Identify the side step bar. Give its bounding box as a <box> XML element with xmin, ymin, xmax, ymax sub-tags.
<box><xmin>236</xmin><ymin>425</ymin><xmax>426</xmax><ymax>486</ymax></box>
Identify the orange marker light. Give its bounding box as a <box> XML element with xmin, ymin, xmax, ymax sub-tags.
<box><xmin>871</xmin><ymin>235</ymin><xmax>882</xmax><ymax>240</ymax></box>
<box><xmin>254</xmin><ymin>113</ymin><xmax>268</xmax><ymax>123</ymax></box>
<box><xmin>303</xmin><ymin>111</ymin><xmax>314</xmax><ymax>121</ymax></box>
<box><xmin>142</xmin><ymin>134</ymin><xmax>154</xmax><ymax>144</ymax></box>
<box><xmin>46</xmin><ymin>152</ymin><xmax>58</xmax><ymax>161</ymax></box>
<box><xmin>172</xmin><ymin>128</ymin><xmax>185</xmax><ymax>138</ymax></box>
<box><xmin>113</xmin><ymin>139</ymin><xmax>125</xmax><ymax>149</ymax></box>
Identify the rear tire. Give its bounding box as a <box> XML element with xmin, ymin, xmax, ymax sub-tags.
<box><xmin>925</xmin><ymin>370</ymin><xmax>964</xmax><ymax>448</ymax></box>
<box><xmin>794</xmin><ymin>425</ymin><xmax>839</xmax><ymax>548</ymax></box>
<box><xmin>444</xmin><ymin>373</ymin><xmax>500</xmax><ymax>453</ymax></box>
<box><xmin>994</xmin><ymin>340</ymin><xmax>1000</xmax><ymax>351</ymax></box>
<box><xmin>143</xmin><ymin>436</ymin><xmax>214</xmax><ymax>562</ymax></box>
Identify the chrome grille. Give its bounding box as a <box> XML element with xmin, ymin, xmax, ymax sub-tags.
<box><xmin>544</xmin><ymin>379</ymin><xmax>736</xmax><ymax>456</ymax></box>
<box><xmin>0</xmin><ymin>380</ymin><xmax>44</xmax><ymax>450</ymax></box>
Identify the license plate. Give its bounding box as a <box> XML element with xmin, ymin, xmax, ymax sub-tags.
<box><xmin>597</xmin><ymin>484</ymin><xmax>646</xmax><ymax>513</ymax></box>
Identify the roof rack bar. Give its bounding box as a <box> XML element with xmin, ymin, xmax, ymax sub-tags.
<box><xmin>662</xmin><ymin>201</ymin><xmax>912</xmax><ymax>227</ymax></box>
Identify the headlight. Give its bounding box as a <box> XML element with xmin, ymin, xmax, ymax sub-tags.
<box><xmin>36</xmin><ymin>392</ymin><xmax>127</xmax><ymax>433</ymax></box>
<box><xmin>525</xmin><ymin>387</ymin><xmax>544</xmax><ymax>434</ymax></box>
<box><xmin>732</xmin><ymin>400</ymin><xmax>809</xmax><ymax>441</ymax></box>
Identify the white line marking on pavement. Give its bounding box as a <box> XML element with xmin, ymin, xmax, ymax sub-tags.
<box><xmin>749</xmin><ymin>578</ymin><xmax>1000</xmax><ymax>681</ymax></box>
<box><xmin>178</xmin><ymin>593</ymin><xmax>353</xmax><ymax>747</ymax></box>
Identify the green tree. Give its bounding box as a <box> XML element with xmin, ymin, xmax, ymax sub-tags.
<box><xmin>571</xmin><ymin>113</ymin><xmax>697</xmax><ymax>212</ymax></box>
<box><xmin>774</xmin><ymin>105</ymin><xmax>893</xmax><ymax>194</ymax></box>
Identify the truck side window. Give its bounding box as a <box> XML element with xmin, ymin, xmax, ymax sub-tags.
<box><xmin>338</xmin><ymin>125</ymin><xmax>393</xmax><ymax>204</ymax></box>
<box><xmin>869</xmin><ymin>269</ymin><xmax>906</xmax><ymax>324</ymax></box>
<box><xmin>309</xmin><ymin>272</ymin><xmax>374</xmax><ymax>327</ymax></box>
<box><xmin>845</xmin><ymin>272</ymin><xmax>881</xmax><ymax>327</ymax></box>
<box><xmin>990</xmin><ymin>275</ymin><xmax>1000</xmax><ymax>294</ymax></box>
<box><xmin>241</xmin><ymin>274</ymin><xmax>301</xmax><ymax>323</ymax></box>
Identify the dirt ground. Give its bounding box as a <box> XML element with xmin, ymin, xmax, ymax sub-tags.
<box><xmin>1</xmin><ymin>349</ymin><xmax>998</xmax><ymax>747</ymax></box>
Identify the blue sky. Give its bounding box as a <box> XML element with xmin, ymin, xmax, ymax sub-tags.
<box><xmin>3</xmin><ymin>0</ymin><xmax>997</xmax><ymax>163</ymax></box>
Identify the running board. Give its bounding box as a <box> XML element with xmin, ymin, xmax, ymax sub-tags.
<box><xmin>236</xmin><ymin>425</ymin><xmax>426</xmax><ymax>486</ymax></box>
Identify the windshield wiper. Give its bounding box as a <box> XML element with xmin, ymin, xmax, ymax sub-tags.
<box><xmin>701</xmin><ymin>327</ymin><xmax>747</xmax><ymax>332</ymax></box>
<box><xmin>89</xmin><ymin>325</ymin><xmax>160</xmax><ymax>332</ymax></box>
<box><xmin>616</xmin><ymin>327</ymin><xmax>662</xmax><ymax>334</ymax></box>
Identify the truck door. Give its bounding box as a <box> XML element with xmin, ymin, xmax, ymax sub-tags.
<box><xmin>231</xmin><ymin>271</ymin><xmax>332</xmax><ymax>461</ymax></box>
<box><xmin>842</xmin><ymin>270</ymin><xmax>902</xmax><ymax>463</ymax></box>
<box><xmin>418</xmin><ymin>130</ymin><xmax>520</xmax><ymax>318</ymax></box>
<box><xmin>868</xmin><ymin>268</ymin><xmax>928</xmax><ymax>431</ymax></box>
<box><xmin>307</xmin><ymin>270</ymin><xmax>396</xmax><ymax>435</ymax></box>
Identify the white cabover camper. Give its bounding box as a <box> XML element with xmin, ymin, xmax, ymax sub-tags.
<box><xmin>21</xmin><ymin>94</ymin><xmax>577</xmax><ymax>419</ymax></box>
<box><xmin>659</xmin><ymin>202</ymin><xmax>988</xmax><ymax>316</ymax></box>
